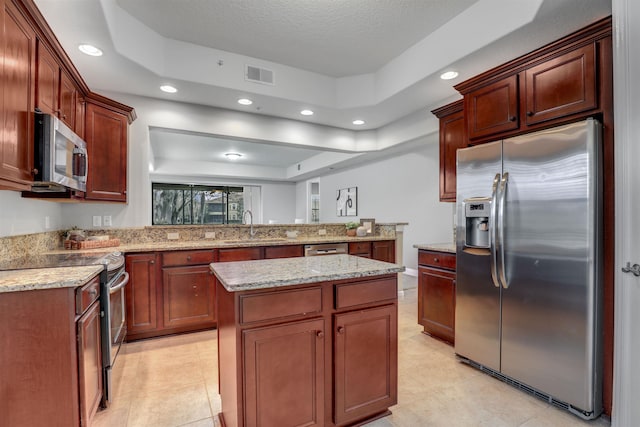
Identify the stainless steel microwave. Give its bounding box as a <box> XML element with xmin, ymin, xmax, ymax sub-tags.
<box><xmin>32</xmin><ymin>111</ymin><xmax>87</xmax><ymax>192</ymax></box>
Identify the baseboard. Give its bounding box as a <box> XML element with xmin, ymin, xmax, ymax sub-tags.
<box><xmin>403</xmin><ymin>268</ymin><xmax>418</xmax><ymax>277</ymax></box>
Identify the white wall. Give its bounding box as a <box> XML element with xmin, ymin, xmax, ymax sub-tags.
<box><xmin>0</xmin><ymin>192</ymin><xmax>63</xmax><ymax>236</ymax></box>
<box><xmin>316</xmin><ymin>136</ymin><xmax>453</xmax><ymax>270</ymax></box>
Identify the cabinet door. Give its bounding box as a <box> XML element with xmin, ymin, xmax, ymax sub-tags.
<box><xmin>466</xmin><ymin>75</ymin><xmax>519</xmax><ymax>141</ymax></box>
<box><xmin>372</xmin><ymin>240</ymin><xmax>395</xmax><ymax>263</ymax></box>
<box><xmin>418</xmin><ymin>266</ymin><xmax>455</xmax><ymax>344</ymax></box>
<box><xmin>35</xmin><ymin>40</ymin><xmax>58</xmax><ymax>116</ymax></box>
<box><xmin>334</xmin><ymin>304</ymin><xmax>397</xmax><ymax>425</ymax></box>
<box><xmin>243</xmin><ymin>318</ymin><xmax>324</xmax><ymax>427</ymax></box>
<box><xmin>162</xmin><ymin>265</ymin><xmax>216</xmax><ymax>328</ymax></box>
<box><xmin>348</xmin><ymin>241</ymin><xmax>371</xmax><ymax>258</ymax></box>
<box><xmin>58</xmin><ymin>68</ymin><xmax>77</xmax><ymax>129</ymax></box>
<box><xmin>125</xmin><ymin>253</ymin><xmax>159</xmax><ymax>334</ymax></box>
<box><xmin>84</xmin><ymin>103</ymin><xmax>128</xmax><ymax>201</ymax></box>
<box><xmin>439</xmin><ymin>106</ymin><xmax>465</xmax><ymax>201</ymax></box>
<box><xmin>218</xmin><ymin>247</ymin><xmax>263</xmax><ymax>262</ymax></box>
<box><xmin>77</xmin><ymin>300</ymin><xmax>103</xmax><ymax>427</ymax></box>
<box><xmin>524</xmin><ymin>43</ymin><xmax>597</xmax><ymax>126</ymax></box>
<box><xmin>0</xmin><ymin>0</ymin><xmax>36</xmax><ymax>189</ymax></box>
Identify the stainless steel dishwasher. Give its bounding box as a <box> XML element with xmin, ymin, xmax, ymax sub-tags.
<box><xmin>304</xmin><ymin>242</ymin><xmax>348</xmax><ymax>256</ymax></box>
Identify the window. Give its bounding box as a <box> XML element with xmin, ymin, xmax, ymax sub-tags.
<box><xmin>152</xmin><ymin>183</ymin><xmax>250</xmax><ymax>225</ymax></box>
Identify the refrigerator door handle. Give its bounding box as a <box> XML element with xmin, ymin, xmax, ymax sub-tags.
<box><xmin>497</xmin><ymin>172</ymin><xmax>509</xmax><ymax>289</ymax></box>
<box><xmin>489</xmin><ymin>173</ymin><xmax>501</xmax><ymax>288</ymax></box>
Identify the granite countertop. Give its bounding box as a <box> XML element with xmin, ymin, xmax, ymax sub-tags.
<box><xmin>46</xmin><ymin>235</ymin><xmax>395</xmax><ymax>255</ymax></box>
<box><xmin>0</xmin><ymin>265</ymin><xmax>104</xmax><ymax>293</ymax></box>
<box><xmin>211</xmin><ymin>254</ymin><xmax>405</xmax><ymax>292</ymax></box>
<box><xmin>413</xmin><ymin>242</ymin><xmax>456</xmax><ymax>253</ymax></box>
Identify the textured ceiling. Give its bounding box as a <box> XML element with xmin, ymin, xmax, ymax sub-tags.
<box><xmin>116</xmin><ymin>0</ymin><xmax>478</xmax><ymax>77</ymax></box>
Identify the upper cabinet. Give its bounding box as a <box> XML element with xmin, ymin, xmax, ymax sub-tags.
<box><xmin>432</xmin><ymin>100</ymin><xmax>465</xmax><ymax>202</ymax></box>
<box><xmin>0</xmin><ymin>0</ymin><xmax>135</xmax><ymax>201</ymax></box>
<box><xmin>0</xmin><ymin>0</ymin><xmax>36</xmax><ymax>190</ymax></box>
<box><xmin>465</xmin><ymin>75</ymin><xmax>519</xmax><ymax>141</ymax></box>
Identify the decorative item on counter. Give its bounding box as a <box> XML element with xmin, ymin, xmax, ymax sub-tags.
<box><xmin>356</xmin><ymin>226</ymin><xmax>367</xmax><ymax>237</ymax></box>
<box><xmin>336</xmin><ymin>187</ymin><xmax>358</xmax><ymax>216</ymax></box>
<box><xmin>345</xmin><ymin>221</ymin><xmax>359</xmax><ymax>237</ymax></box>
<box><xmin>359</xmin><ymin>218</ymin><xmax>376</xmax><ymax>235</ymax></box>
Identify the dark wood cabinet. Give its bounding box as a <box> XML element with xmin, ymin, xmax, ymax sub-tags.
<box><xmin>333</xmin><ymin>304</ymin><xmax>397</xmax><ymax>425</ymax></box>
<box><xmin>0</xmin><ymin>273</ymin><xmax>102</xmax><ymax>427</ymax></box>
<box><xmin>0</xmin><ymin>0</ymin><xmax>36</xmax><ymax>191</ymax></box>
<box><xmin>36</xmin><ymin>40</ymin><xmax>78</xmax><ymax>130</ymax></box>
<box><xmin>432</xmin><ymin>100</ymin><xmax>465</xmax><ymax>202</ymax></box>
<box><xmin>84</xmin><ymin>102</ymin><xmax>128</xmax><ymax>202</ymax></box>
<box><xmin>243</xmin><ymin>318</ymin><xmax>325</xmax><ymax>427</ymax></box>
<box><xmin>162</xmin><ymin>265</ymin><xmax>216</xmax><ymax>328</ymax></box>
<box><xmin>418</xmin><ymin>250</ymin><xmax>456</xmax><ymax>345</ymax></box>
<box><xmin>465</xmin><ymin>75</ymin><xmax>519</xmax><ymax>141</ymax></box>
<box><xmin>263</xmin><ymin>244</ymin><xmax>304</xmax><ymax>259</ymax></box>
<box><xmin>125</xmin><ymin>253</ymin><xmax>159</xmax><ymax>336</ymax></box>
<box><xmin>371</xmin><ymin>240</ymin><xmax>396</xmax><ymax>263</ymax></box>
<box><xmin>348</xmin><ymin>241</ymin><xmax>371</xmax><ymax>258</ymax></box>
<box><xmin>218</xmin><ymin>246</ymin><xmax>263</xmax><ymax>261</ymax></box>
<box><xmin>523</xmin><ymin>43</ymin><xmax>597</xmax><ymax>126</ymax></box>
<box><xmin>77</xmin><ymin>295</ymin><xmax>103</xmax><ymax>427</ymax></box>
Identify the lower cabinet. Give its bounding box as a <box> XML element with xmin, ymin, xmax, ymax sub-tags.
<box><xmin>349</xmin><ymin>240</ymin><xmax>396</xmax><ymax>263</ymax></box>
<box><xmin>418</xmin><ymin>250</ymin><xmax>456</xmax><ymax>345</ymax></box>
<box><xmin>217</xmin><ymin>275</ymin><xmax>398</xmax><ymax>427</ymax></box>
<box><xmin>125</xmin><ymin>250</ymin><xmax>216</xmax><ymax>341</ymax></box>
<box><xmin>0</xmin><ymin>273</ymin><xmax>103</xmax><ymax>427</ymax></box>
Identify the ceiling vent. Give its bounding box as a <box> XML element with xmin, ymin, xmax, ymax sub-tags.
<box><xmin>245</xmin><ymin>65</ymin><xmax>275</xmax><ymax>85</ymax></box>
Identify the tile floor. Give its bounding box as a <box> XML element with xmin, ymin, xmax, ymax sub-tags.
<box><xmin>94</xmin><ymin>275</ymin><xmax>611</xmax><ymax>427</ymax></box>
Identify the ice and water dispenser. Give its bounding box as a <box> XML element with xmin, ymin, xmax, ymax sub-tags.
<box><xmin>463</xmin><ymin>197</ymin><xmax>491</xmax><ymax>248</ymax></box>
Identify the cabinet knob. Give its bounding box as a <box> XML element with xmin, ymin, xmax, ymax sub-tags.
<box><xmin>527</xmin><ymin>111</ymin><xmax>534</xmax><ymax>117</ymax></box>
<box><xmin>316</xmin><ymin>331</ymin><xmax>324</xmax><ymax>338</ymax></box>
<box><xmin>150</xmin><ymin>260</ymin><xmax>155</xmax><ymax>264</ymax></box>
<box><xmin>31</xmin><ymin>168</ymin><xmax>39</xmax><ymax>175</ymax></box>
<box><xmin>337</xmin><ymin>326</ymin><xmax>345</xmax><ymax>334</ymax></box>
<box><xmin>187</xmin><ymin>256</ymin><xmax>192</xmax><ymax>261</ymax></box>
<box><xmin>508</xmin><ymin>116</ymin><xmax>516</xmax><ymax>122</ymax></box>
<box><xmin>434</xmin><ymin>258</ymin><xmax>439</xmax><ymax>263</ymax></box>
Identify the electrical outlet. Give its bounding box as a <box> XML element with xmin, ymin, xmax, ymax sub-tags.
<box><xmin>45</xmin><ymin>216</ymin><xmax>50</xmax><ymax>229</ymax></box>
<box><xmin>167</xmin><ymin>232</ymin><xmax>179</xmax><ymax>240</ymax></box>
<box><xmin>103</xmin><ymin>215</ymin><xmax>112</xmax><ymax>227</ymax></box>
<box><xmin>92</xmin><ymin>216</ymin><xmax>102</xmax><ymax>227</ymax></box>
<box><xmin>318</xmin><ymin>229</ymin><xmax>327</xmax><ymax>235</ymax></box>
<box><xmin>205</xmin><ymin>232</ymin><xmax>216</xmax><ymax>239</ymax></box>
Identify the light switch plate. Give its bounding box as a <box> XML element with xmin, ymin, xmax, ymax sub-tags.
<box><xmin>92</xmin><ymin>216</ymin><xmax>102</xmax><ymax>227</ymax></box>
<box><xmin>103</xmin><ymin>215</ymin><xmax>112</xmax><ymax>227</ymax></box>
<box><xmin>167</xmin><ymin>232</ymin><xmax>179</xmax><ymax>240</ymax></box>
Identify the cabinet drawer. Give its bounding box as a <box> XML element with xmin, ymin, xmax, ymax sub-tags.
<box><xmin>335</xmin><ymin>277</ymin><xmax>397</xmax><ymax>309</ymax></box>
<box><xmin>162</xmin><ymin>250</ymin><xmax>215</xmax><ymax>266</ymax></box>
<box><xmin>264</xmin><ymin>245</ymin><xmax>304</xmax><ymax>259</ymax></box>
<box><xmin>418</xmin><ymin>250</ymin><xmax>456</xmax><ymax>270</ymax></box>
<box><xmin>218</xmin><ymin>247</ymin><xmax>263</xmax><ymax>262</ymax></box>
<box><xmin>348</xmin><ymin>241</ymin><xmax>371</xmax><ymax>256</ymax></box>
<box><xmin>240</xmin><ymin>287</ymin><xmax>323</xmax><ymax>324</ymax></box>
<box><xmin>76</xmin><ymin>275</ymin><xmax>101</xmax><ymax>315</ymax></box>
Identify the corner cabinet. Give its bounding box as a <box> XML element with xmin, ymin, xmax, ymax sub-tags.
<box><xmin>432</xmin><ymin>100</ymin><xmax>465</xmax><ymax>202</ymax></box>
<box><xmin>0</xmin><ymin>0</ymin><xmax>36</xmax><ymax>191</ymax></box>
<box><xmin>84</xmin><ymin>101</ymin><xmax>128</xmax><ymax>202</ymax></box>
<box><xmin>418</xmin><ymin>249</ymin><xmax>456</xmax><ymax>345</ymax></box>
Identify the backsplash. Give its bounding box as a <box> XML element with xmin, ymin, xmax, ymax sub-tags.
<box><xmin>0</xmin><ymin>223</ymin><xmax>399</xmax><ymax>259</ymax></box>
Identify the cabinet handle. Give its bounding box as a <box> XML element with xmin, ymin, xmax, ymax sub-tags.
<box><xmin>316</xmin><ymin>331</ymin><xmax>324</xmax><ymax>338</ymax></box>
<box><xmin>150</xmin><ymin>260</ymin><xmax>155</xmax><ymax>264</ymax></box>
<box><xmin>337</xmin><ymin>326</ymin><xmax>345</xmax><ymax>334</ymax></box>
<box><xmin>434</xmin><ymin>258</ymin><xmax>439</xmax><ymax>263</ymax></box>
<box><xmin>89</xmin><ymin>289</ymin><xmax>97</xmax><ymax>296</ymax></box>
<box><xmin>192</xmin><ymin>285</ymin><xmax>197</xmax><ymax>289</ymax></box>
<box><xmin>508</xmin><ymin>116</ymin><xmax>516</xmax><ymax>122</ymax></box>
<box><xmin>526</xmin><ymin>111</ymin><xmax>534</xmax><ymax>117</ymax></box>
<box><xmin>187</xmin><ymin>256</ymin><xmax>192</xmax><ymax>261</ymax></box>
<box><xmin>32</xmin><ymin>168</ymin><xmax>39</xmax><ymax>175</ymax></box>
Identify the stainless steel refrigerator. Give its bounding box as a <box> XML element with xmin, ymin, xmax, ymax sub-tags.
<box><xmin>455</xmin><ymin>119</ymin><xmax>603</xmax><ymax>419</ymax></box>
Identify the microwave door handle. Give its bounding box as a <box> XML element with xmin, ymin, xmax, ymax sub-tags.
<box><xmin>489</xmin><ymin>173</ymin><xmax>501</xmax><ymax>288</ymax></box>
<box><xmin>497</xmin><ymin>173</ymin><xmax>509</xmax><ymax>289</ymax></box>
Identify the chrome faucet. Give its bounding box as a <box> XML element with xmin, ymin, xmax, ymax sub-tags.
<box><xmin>243</xmin><ymin>210</ymin><xmax>256</xmax><ymax>239</ymax></box>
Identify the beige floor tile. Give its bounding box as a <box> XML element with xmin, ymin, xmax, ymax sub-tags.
<box><xmin>127</xmin><ymin>383</ymin><xmax>212</xmax><ymax>427</ymax></box>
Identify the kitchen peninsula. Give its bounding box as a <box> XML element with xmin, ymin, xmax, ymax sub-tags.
<box><xmin>211</xmin><ymin>254</ymin><xmax>404</xmax><ymax>427</ymax></box>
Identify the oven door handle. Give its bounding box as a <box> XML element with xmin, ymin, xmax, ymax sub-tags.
<box><xmin>109</xmin><ymin>272</ymin><xmax>129</xmax><ymax>294</ymax></box>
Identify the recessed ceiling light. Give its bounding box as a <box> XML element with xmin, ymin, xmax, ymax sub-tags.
<box><xmin>237</xmin><ymin>98</ymin><xmax>253</xmax><ymax>105</ymax></box>
<box><xmin>440</xmin><ymin>71</ymin><xmax>459</xmax><ymax>80</ymax></box>
<box><xmin>300</xmin><ymin>109</ymin><xmax>314</xmax><ymax>116</ymax></box>
<box><xmin>78</xmin><ymin>44</ymin><xmax>103</xmax><ymax>57</ymax></box>
<box><xmin>225</xmin><ymin>152</ymin><xmax>243</xmax><ymax>160</ymax></box>
<box><xmin>352</xmin><ymin>120</ymin><xmax>365</xmax><ymax>125</ymax></box>
<box><xmin>160</xmin><ymin>85</ymin><xmax>178</xmax><ymax>93</ymax></box>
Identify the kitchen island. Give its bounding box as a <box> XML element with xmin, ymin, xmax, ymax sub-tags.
<box><xmin>211</xmin><ymin>254</ymin><xmax>404</xmax><ymax>427</ymax></box>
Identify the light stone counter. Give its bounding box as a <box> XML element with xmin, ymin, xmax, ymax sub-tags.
<box><xmin>0</xmin><ymin>265</ymin><xmax>104</xmax><ymax>293</ymax></box>
<box><xmin>211</xmin><ymin>254</ymin><xmax>405</xmax><ymax>292</ymax></box>
<box><xmin>413</xmin><ymin>242</ymin><xmax>456</xmax><ymax>253</ymax></box>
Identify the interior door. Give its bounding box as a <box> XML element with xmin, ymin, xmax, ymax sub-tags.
<box><xmin>500</xmin><ymin>120</ymin><xmax>602</xmax><ymax>414</ymax></box>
